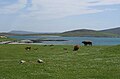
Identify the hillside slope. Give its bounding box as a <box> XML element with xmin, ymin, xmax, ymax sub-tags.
<box><xmin>1</xmin><ymin>27</ymin><xmax>120</xmax><ymax>37</ymax></box>
<box><xmin>61</xmin><ymin>29</ymin><xmax>119</xmax><ymax>37</ymax></box>
<box><xmin>100</xmin><ymin>27</ymin><xmax>120</xmax><ymax>35</ymax></box>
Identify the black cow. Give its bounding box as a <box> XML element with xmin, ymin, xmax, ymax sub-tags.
<box><xmin>82</xmin><ymin>40</ymin><xmax>92</xmax><ymax>46</ymax></box>
<box><xmin>25</xmin><ymin>46</ymin><xmax>31</xmax><ymax>50</ymax></box>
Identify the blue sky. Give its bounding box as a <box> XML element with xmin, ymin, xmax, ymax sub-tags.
<box><xmin>0</xmin><ymin>0</ymin><xmax>120</xmax><ymax>32</ymax></box>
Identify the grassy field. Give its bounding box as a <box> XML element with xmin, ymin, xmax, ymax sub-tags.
<box><xmin>0</xmin><ymin>44</ymin><xmax>120</xmax><ymax>79</ymax></box>
<box><xmin>0</xmin><ymin>38</ymin><xmax>16</xmax><ymax>42</ymax></box>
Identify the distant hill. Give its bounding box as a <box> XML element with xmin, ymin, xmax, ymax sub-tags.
<box><xmin>9</xmin><ymin>30</ymin><xmax>37</xmax><ymax>34</ymax></box>
<box><xmin>8</xmin><ymin>30</ymin><xmax>58</xmax><ymax>35</ymax></box>
<box><xmin>61</xmin><ymin>29</ymin><xmax>120</xmax><ymax>37</ymax></box>
<box><xmin>1</xmin><ymin>27</ymin><xmax>120</xmax><ymax>37</ymax></box>
<box><xmin>0</xmin><ymin>33</ymin><xmax>17</xmax><ymax>36</ymax></box>
<box><xmin>100</xmin><ymin>27</ymin><xmax>120</xmax><ymax>35</ymax></box>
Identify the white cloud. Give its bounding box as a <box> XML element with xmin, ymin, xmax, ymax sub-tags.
<box><xmin>20</xmin><ymin>0</ymin><xmax>120</xmax><ymax>20</ymax></box>
<box><xmin>0</xmin><ymin>0</ymin><xmax>120</xmax><ymax>19</ymax></box>
<box><xmin>0</xmin><ymin>0</ymin><xmax>27</xmax><ymax>14</ymax></box>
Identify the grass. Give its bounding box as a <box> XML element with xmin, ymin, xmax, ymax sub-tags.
<box><xmin>0</xmin><ymin>38</ymin><xmax>16</xmax><ymax>42</ymax></box>
<box><xmin>0</xmin><ymin>44</ymin><xmax>120</xmax><ymax>79</ymax></box>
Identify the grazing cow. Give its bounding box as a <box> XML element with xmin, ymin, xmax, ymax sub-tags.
<box><xmin>25</xmin><ymin>46</ymin><xmax>31</xmax><ymax>50</ymax></box>
<box><xmin>49</xmin><ymin>44</ymin><xmax>54</xmax><ymax>46</ymax></box>
<box><xmin>34</xmin><ymin>48</ymin><xmax>38</xmax><ymax>50</ymax></box>
<box><xmin>73</xmin><ymin>45</ymin><xmax>80</xmax><ymax>51</ymax></box>
<box><xmin>44</xmin><ymin>45</ymin><xmax>47</xmax><ymax>46</ymax></box>
<box><xmin>82</xmin><ymin>40</ymin><xmax>92</xmax><ymax>46</ymax></box>
<box><xmin>63</xmin><ymin>48</ymin><xmax>67</xmax><ymax>50</ymax></box>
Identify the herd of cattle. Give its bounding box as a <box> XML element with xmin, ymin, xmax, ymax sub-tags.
<box><xmin>22</xmin><ymin>40</ymin><xmax>92</xmax><ymax>64</ymax></box>
<box><xmin>25</xmin><ymin>40</ymin><xmax>92</xmax><ymax>51</ymax></box>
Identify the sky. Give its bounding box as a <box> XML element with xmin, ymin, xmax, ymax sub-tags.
<box><xmin>0</xmin><ymin>0</ymin><xmax>120</xmax><ymax>32</ymax></box>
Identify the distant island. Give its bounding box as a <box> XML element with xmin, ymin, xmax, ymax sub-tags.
<box><xmin>0</xmin><ymin>27</ymin><xmax>120</xmax><ymax>37</ymax></box>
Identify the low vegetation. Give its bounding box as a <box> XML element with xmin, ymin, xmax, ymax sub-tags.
<box><xmin>0</xmin><ymin>37</ymin><xmax>16</xmax><ymax>42</ymax></box>
<box><xmin>0</xmin><ymin>44</ymin><xmax>120</xmax><ymax>79</ymax></box>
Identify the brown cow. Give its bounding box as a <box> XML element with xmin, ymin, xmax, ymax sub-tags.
<box><xmin>73</xmin><ymin>45</ymin><xmax>80</xmax><ymax>51</ymax></box>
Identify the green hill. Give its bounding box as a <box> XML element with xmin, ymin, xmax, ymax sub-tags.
<box><xmin>61</xmin><ymin>29</ymin><xmax>120</xmax><ymax>37</ymax></box>
<box><xmin>1</xmin><ymin>27</ymin><xmax>120</xmax><ymax>37</ymax></box>
<box><xmin>100</xmin><ymin>27</ymin><xmax>120</xmax><ymax>35</ymax></box>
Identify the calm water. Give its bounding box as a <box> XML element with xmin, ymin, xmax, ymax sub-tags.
<box><xmin>9</xmin><ymin>36</ymin><xmax>120</xmax><ymax>45</ymax></box>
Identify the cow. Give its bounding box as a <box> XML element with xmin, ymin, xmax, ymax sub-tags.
<box><xmin>25</xmin><ymin>46</ymin><xmax>31</xmax><ymax>50</ymax></box>
<box><xmin>63</xmin><ymin>48</ymin><xmax>68</xmax><ymax>50</ymax></box>
<box><xmin>82</xmin><ymin>40</ymin><xmax>92</xmax><ymax>46</ymax></box>
<box><xmin>73</xmin><ymin>45</ymin><xmax>80</xmax><ymax>51</ymax></box>
<box><xmin>34</xmin><ymin>48</ymin><xmax>38</xmax><ymax>50</ymax></box>
<box><xmin>49</xmin><ymin>44</ymin><xmax>54</xmax><ymax>46</ymax></box>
